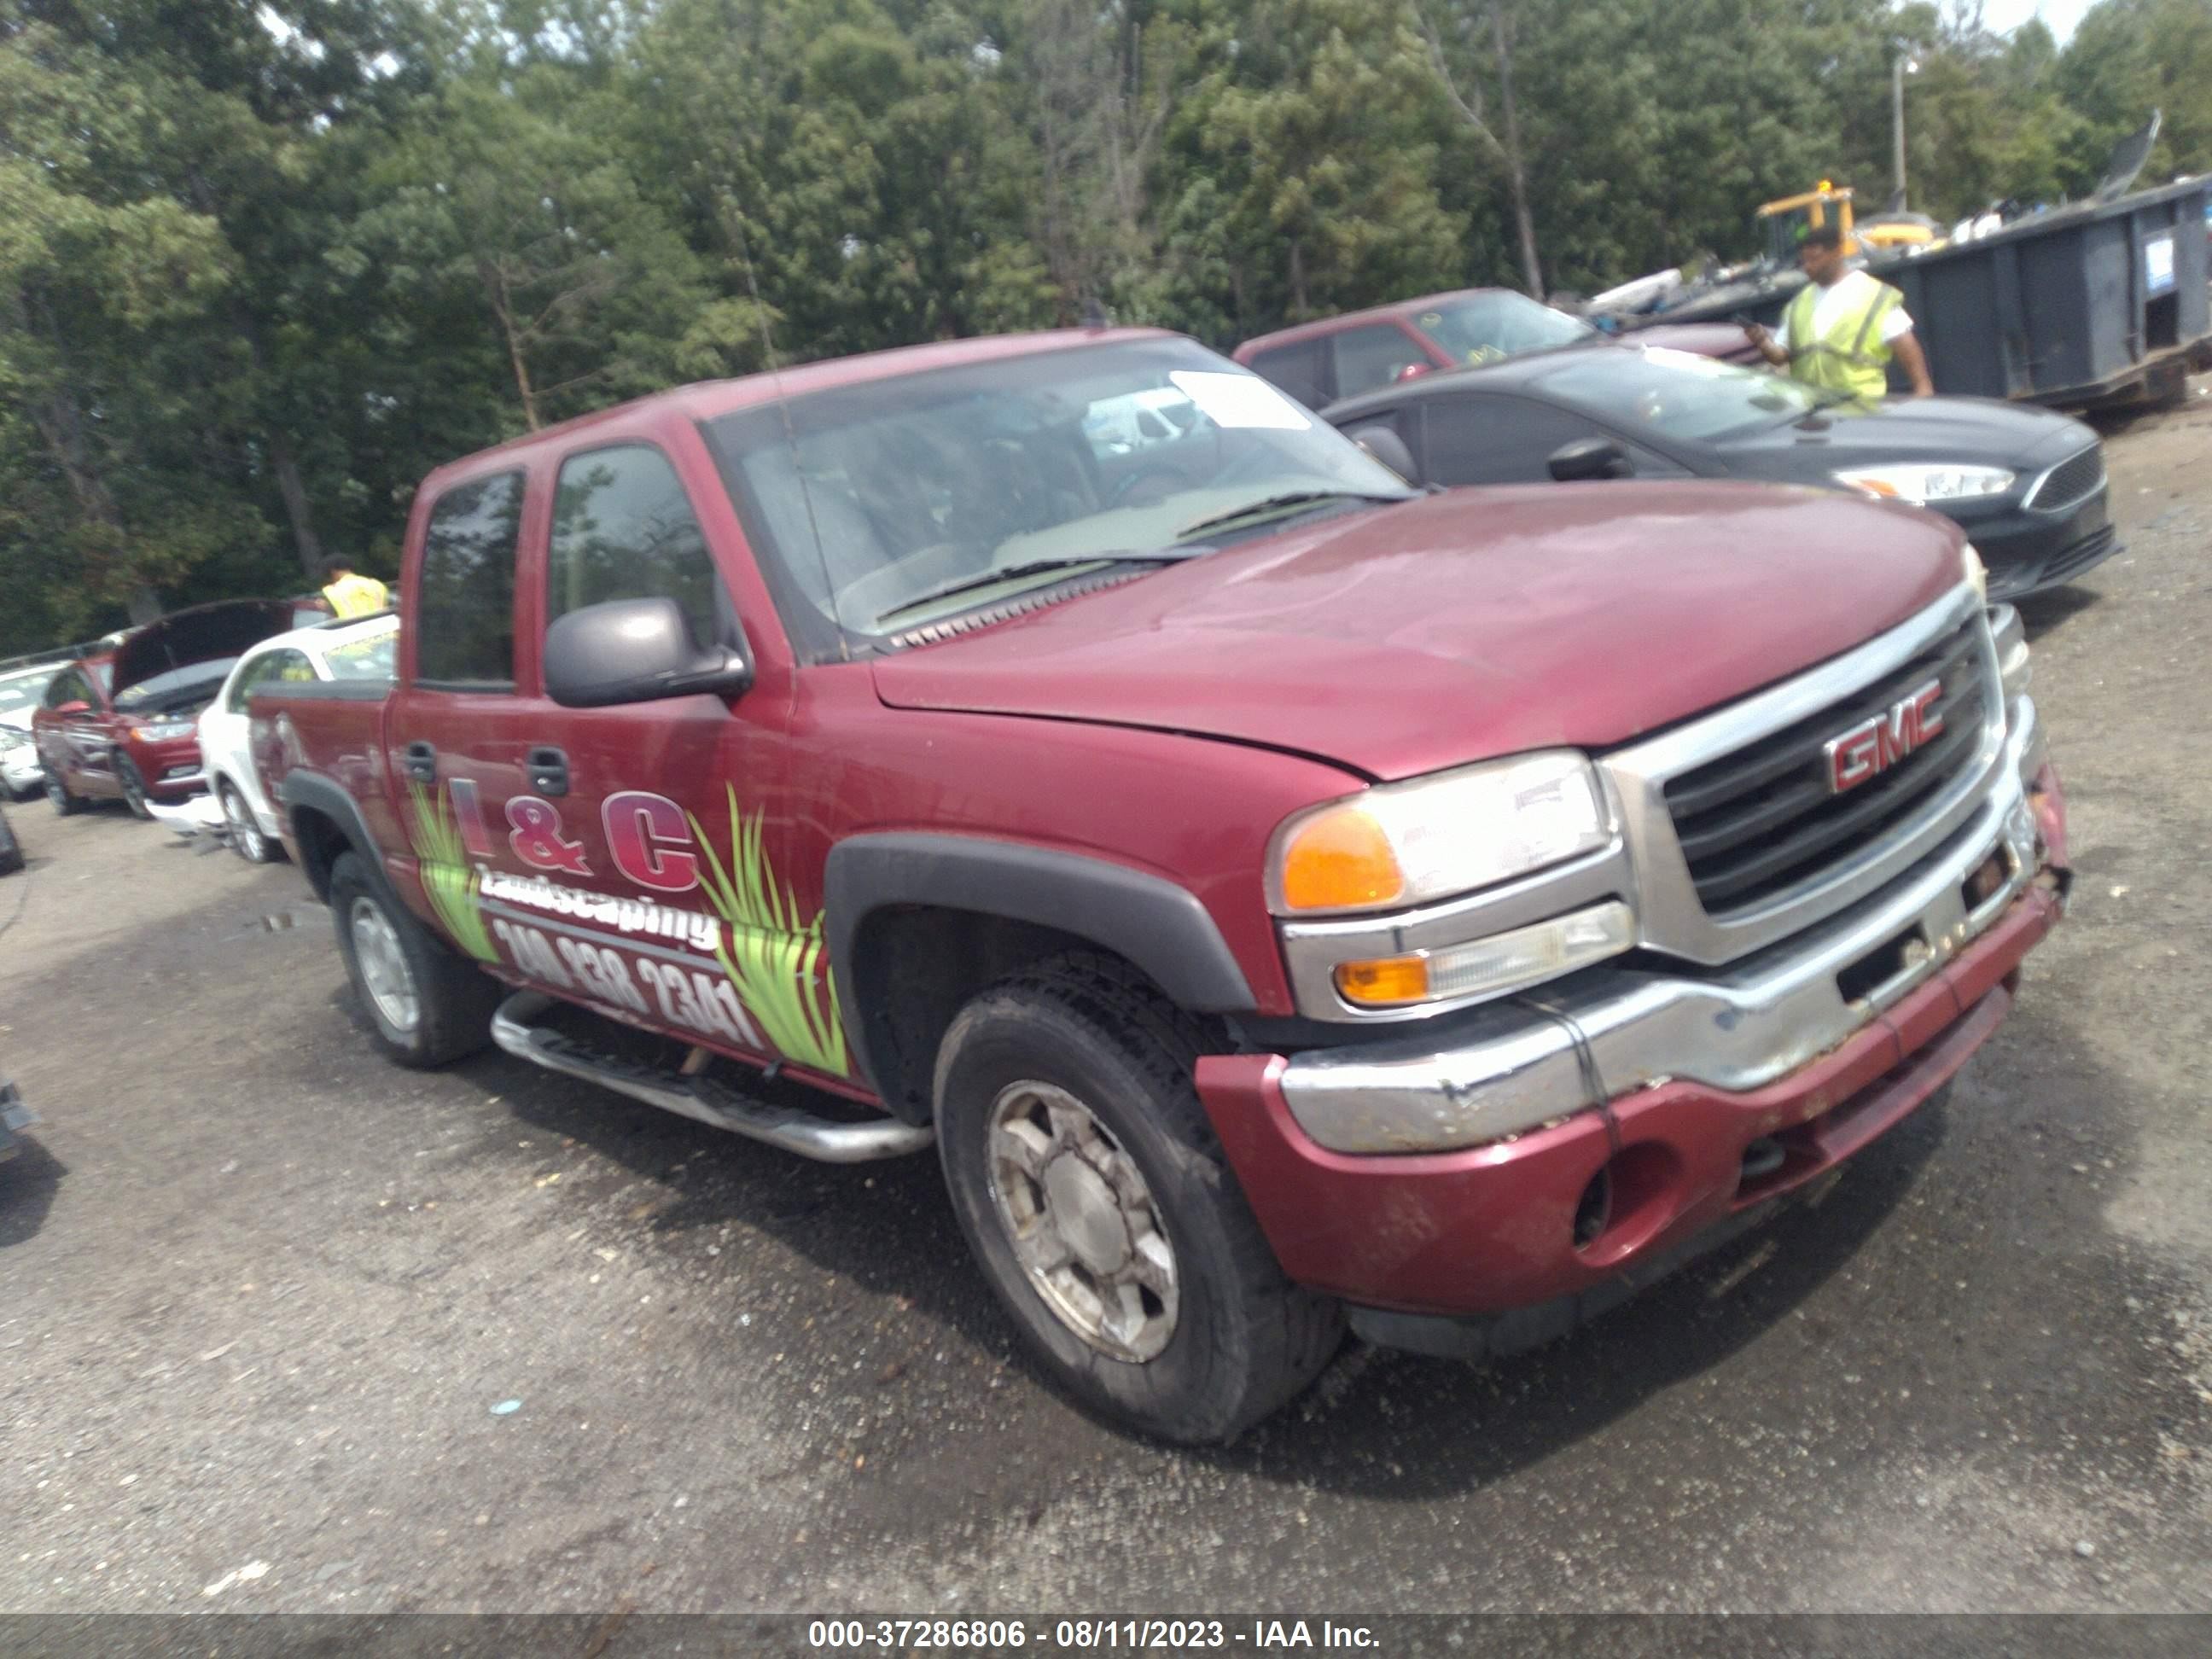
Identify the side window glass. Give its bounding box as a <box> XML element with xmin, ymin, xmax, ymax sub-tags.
<box><xmin>1422</xmin><ymin>396</ymin><xmax>1610</xmax><ymax>486</ymax></box>
<box><xmin>548</xmin><ymin>445</ymin><xmax>725</xmax><ymax>648</ymax></box>
<box><xmin>276</xmin><ymin>650</ymin><xmax>317</xmax><ymax>684</ymax></box>
<box><xmin>1330</xmin><ymin>326</ymin><xmax>1427</xmax><ymax>400</ymax></box>
<box><xmin>227</xmin><ymin>655</ymin><xmax>268</xmax><ymax>713</ymax></box>
<box><xmin>416</xmin><ymin>471</ymin><xmax>525</xmax><ymax>688</ymax></box>
<box><xmin>48</xmin><ymin>670</ymin><xmax>88</xmax><ymax>708</ymax></box>
<box><xmin>1246</xmin><ymin>341</ymin><xmax>1330</xmax><ymax>408</ymax></box>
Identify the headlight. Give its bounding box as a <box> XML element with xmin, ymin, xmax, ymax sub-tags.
<box><xmin>1268</xmin><ymin>750</ymin><xmax>1612</xmax><ymax>917</ymax></box>
<box><xmin>1832</xmin><ymin>464</ymin><xmax>2016</xmax><ymax>504</ymax></box>
<box><xmin>1963</xmin><ymin>543</ymin><xmax>1988</xmax><ymax>602</ymax></box>
<box><xmin>136</xmin><ymin>720</ymin><xmax>195</xmax><ymax>742</ymax></box>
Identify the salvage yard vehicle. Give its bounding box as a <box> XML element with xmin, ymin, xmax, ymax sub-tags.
<box><xmin>1325</xmin><ymin>345</ymin><xmax>2118</xmax><ymax>602</ymax></box>
<box><xmin>34</xmin><ymin>600</ymin><xmax>297</xmax><ymax>819</ymax></box>
<box><xmin>1232</xmin><ymin>288</ymin><xmax>1759</xmax><ymax>409</ymax></box>
<box><xmin>198</xmin><ymin>613</ymin><xmax>398</xmax><ymax>864</ymax></box>
<box><xmin>250</xmin><ymin>328</ymin><xmax>2069</xmax><ymax>1443</ymax></box>
<box><xmin>1</xmin><ymin>662</ymin><xmax>67</xmax><ymax>800</ymax></box>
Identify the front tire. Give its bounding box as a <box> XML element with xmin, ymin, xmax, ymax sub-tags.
<box><xmin>116</xmin><ymin>757</ymin><xmax>153</xmax><ymax>819</ymax></box>
<box><xmin>218</xmin><ymin>779</ymin><xmax>277</xmax><ymax>864</ymax></box>
<box><xmin>934</xmin><ymin>952</ymin><xmax>1342</xmax><ymax>1443</ymax></box>
<box><xmin>328</xmin><ymin>852</ymin><xmax>499</xmax><ymax>1068</ymax></box>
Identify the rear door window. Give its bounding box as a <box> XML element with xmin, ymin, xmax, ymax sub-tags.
<box><xmin>415</xmin><ymin>471</ymin><xmax>525</xmax><ymax>689</ymax></box>
<box><xmin>1329</xmin><ymin>324</ymin><xmax>1428</xmax><ymax>400</ymax></box>
<box><xmin>1243</xmin><ymin>340</ymin><xmax>1330</xmax><ymax>408</ymax></box>
<box><xmin>547</xmin><ymin>445</ymin><xmax>726</xmax><ymax>649</ymax></box>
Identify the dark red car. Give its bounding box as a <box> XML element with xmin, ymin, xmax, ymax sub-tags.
<box><xmin>251</xmin><ymin>328</ymin><xmax>2067</xmax><ymax>1443</ymax></box>
<box><xmin>1233</xmin><ymin>286</ymin><xmax>1759</xmax><ymax>409</ymax></box>
<box><xmin>35</xmin><ymin>599</ymin><xmax>297</xmax><ymax>818</ymax></box>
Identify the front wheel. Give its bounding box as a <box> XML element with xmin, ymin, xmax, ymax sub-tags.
<box><xmin>934</xmin><ymin>953</ymin><xmax>1342</xmax><ymax>1443</ymax></box>
<box><xmin>218</xmin><ymin>779</ymin><xmax>277</xmax><ymax>864</ymax></box>
<box><xmin>328</xmin><ymin>852</ymin><xmax>500</xmax><ymax>1068</ymax></box>
<box><xmin>116</xmin><ymin>757</ymin><xmax>153</xmax><ymax>819</ymax></box>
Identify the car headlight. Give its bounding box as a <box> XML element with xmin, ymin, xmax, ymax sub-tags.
<box><xmin>1330</xmin><ymin>900</ymin><xmax>1638</xmax><ymax>1010</ymax></box>
<box><xmin>1268</xmin><ymin>750</ymin><xmax>1612</xmax><ymax>917</ymax></box>
<box><xmin>1833</xmin><ymin>464</ymin><xmax>2016</xmax><ymax>504</ymax></box>
<box><xmin>136</xmin><ymin>720</ymin><xmax>196</xmax><ymax>742</ymax></box>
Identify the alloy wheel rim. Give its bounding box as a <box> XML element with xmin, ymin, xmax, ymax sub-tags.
<box><xmin>984</xmin><ymin>1080</ymin><xmax>1179</xmax><ymax>1360</ymax></box>
<box><xmin>349</xmin><ymin>896</ymin><xmax>420</xmax><ymax>1035</ymax></box>
<box><xmin>224</xmin><ymin>788</ymin><xmax>263</xmax><ymax>859</ymax></box>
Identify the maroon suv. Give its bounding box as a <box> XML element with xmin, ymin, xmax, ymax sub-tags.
<box><xmin>1234</xmin><ymin>287</ymin><xmax>1759</xmax><ymax>409</ymax></box>
<box><xmin>35</xmin><ymin>599</ymin><xmax>297</xmax><ymax>818</ymax></box>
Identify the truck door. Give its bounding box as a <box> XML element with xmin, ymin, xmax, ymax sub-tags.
<box><xmin>501</xmin><ymin>437</ymin><xmax>803</xmax><ymax>1068</ymax></box>
<box><xmin>380</xmin><ymin>468</ymin><xmax>566</xmax><ymax>986</ymax></box>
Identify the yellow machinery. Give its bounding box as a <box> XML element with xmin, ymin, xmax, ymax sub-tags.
<box><xmin>1756</xmin><ymin>182</ymin><xmax>1941</xmax><ymax>264</ymax></box>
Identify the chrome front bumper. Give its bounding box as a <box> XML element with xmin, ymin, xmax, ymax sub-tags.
<box><xmin>1279</xmin><ymin>696</ymin><xmax>2054</xmax><ymax>1155</ymax></box>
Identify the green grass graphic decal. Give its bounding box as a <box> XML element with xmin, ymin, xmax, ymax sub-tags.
<box><xmin>688</xmin><ymin>787</ymin><xmax>848</xmax><ymax>1077</ymax></box>
<box><xmin>406</xmin><ymin>783</ymin><xmax>499</xmax><ymax>963</ymax></box>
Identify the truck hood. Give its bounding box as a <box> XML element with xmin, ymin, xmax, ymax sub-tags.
<box><xmin>870</xmin><ymin>482</ymin><xmax>1965</xmax><ymax>781</ymax></box>
<box><xmin>110</xmin><ymin>600</ymin><xmax>298</xmax><ymax>700</ymax></box>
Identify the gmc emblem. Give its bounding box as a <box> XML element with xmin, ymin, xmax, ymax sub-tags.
<box><xmin>1825</xmin><ymin>678</ymin><xmax>1944</xmax><ymax>795</ymax></box>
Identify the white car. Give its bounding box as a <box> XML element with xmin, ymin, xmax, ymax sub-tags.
<box><xmin>0</xmin><ymin>662</ymin><xmax>66</xmax><ymax>799</ymax></box>
<box><xmin>198</xmin><ymin>614</ymin><xmax>397</xmax><ymax>863</ymax></box>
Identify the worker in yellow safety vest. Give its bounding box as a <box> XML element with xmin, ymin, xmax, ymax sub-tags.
<box><xmin>1743</xmin><ymin>222</ymin><xmax>1934</xmax><ymax>400</ymax></box>
<box><xmin>320</xmin><ymin>557</ymin><xmax>389</xmax><ymax>620</ymax></box>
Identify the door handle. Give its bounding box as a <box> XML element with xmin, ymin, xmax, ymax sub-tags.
<box><xmin>401</xmin><ymin>740</ymin><xmax>437</xmax><ymax>783</ymax></box>
<box><xmin>526</xmin><ymin>746</ymin><xmax>570</xmax><ymax>798</ymax></box>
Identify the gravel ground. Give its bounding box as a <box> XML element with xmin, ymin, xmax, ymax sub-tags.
<box><xmin>1</xmin><ymin>380</ymin><xmax>2209</xmax><ymax>1622</ymax></box>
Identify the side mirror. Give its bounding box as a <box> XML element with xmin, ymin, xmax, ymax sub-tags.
<box><xmin>1547</xmin><ymin>437</ymin><xmax>1633</xmax><ymax>482</ymax></box>
<box><xmin>1345</xmin><ymin>423</ymin><xmax>1423</xmax><ymax>487</ymax></box>
<box><xmin>544</xmin><ymin>597</ymin><xmax>753</xmax><ymax>709</ymax></box>
<box><xmin>55</xmin><ymin>701</ymin><xmax>91</xmax><ymax>718</ymax></box>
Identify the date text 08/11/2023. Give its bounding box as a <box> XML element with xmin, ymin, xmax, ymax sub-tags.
<box><xmin>806</xmin><ymin>1619</ymin><xmax>1382</xmax><ymax>1650</ymax></box>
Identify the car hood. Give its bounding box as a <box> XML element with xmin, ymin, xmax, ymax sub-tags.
<box><xmin>1720</xmin><ymin>396</ymin><xmax>2095</xmax><ymax>475</ymax></box>
<box><xmin>110</xmin><ymin>600</ymin><xmax>298</xmax><ymax>701</ymax></box>
<box><xmin>870</xmin><ymin>483</ymin><xmax>1964</xmax><ymax>782</ymax></box>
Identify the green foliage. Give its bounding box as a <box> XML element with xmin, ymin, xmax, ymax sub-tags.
<box><xmin>688</xmin><ymin>787</ymin><xmax>849</xmax><ymax>1078</ymax></box>
<box><xmin>3</xmin><ymin>0</ymin><xmax>2208</xmax><ymax>655</ymax></box>
<box><xmin>406</xmin><ymin>781</ymin><xmax>500</xmax><ymax>962</ymax></box>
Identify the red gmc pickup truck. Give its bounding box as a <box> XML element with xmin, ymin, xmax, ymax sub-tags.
<box><xmin>252</xmin><ymin>328</ymin><xmax>2069</xmax><ymax>1442</ymax></box>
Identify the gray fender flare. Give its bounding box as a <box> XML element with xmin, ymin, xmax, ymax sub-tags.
<box><xmin>824</xmin><ymin>834</ymin><xmax>1259</xmax><ymax>1104</ymax></box>
<box><xmin>276</xmin><ymin>770</ymin><xmax>399</xmax><ymax>907</ymax></box>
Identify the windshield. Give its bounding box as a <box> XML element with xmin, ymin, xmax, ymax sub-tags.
<box><xmin>0</xmin><ymin>668</ymin><xmax>60</xmax><ymax>719</ymax></box>
<box><xmin>115</xmin><ymin>660</ymin><xmax>235</xmax><ymax>714</ymax></box>
<box><xmin>1410</xmin><ymin>293</ymin><xmax>1593</xmax><ymax>366</ymax></box>
<box><xmin>323</xmin><ymin>627</ymin><xmax>397</xmax><ymax>680</ymax></box>
<box><xmin>702</xmin><ymin>337</ymin><xmax>1414</xmax><ymax>651</ymax></box>
<box><xmin>1536</xmin><ymin>346</ymin><xmax>1828</xmax><ymax>442</ymax></box>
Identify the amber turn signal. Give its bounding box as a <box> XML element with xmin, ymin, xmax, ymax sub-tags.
<box><xmin>1278</xmin><ymin>807</ymin><xmax>1406</xmax><ymax>913</ymax></box>
<box><xmin>1332</xmin><ymin>956</ymin><xmax>1431</xmax><ymax>1007</ymax></box>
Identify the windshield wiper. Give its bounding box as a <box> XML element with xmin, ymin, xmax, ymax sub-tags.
<box><xmin>1174</xmin><ymin>489</ymin><xmax>1408</xmax><ymax>543</ymax></box>
<box><xmin>872</xmin><ymin>552</ymin><xmax>1193</xmax><ymax>629</ymax></box>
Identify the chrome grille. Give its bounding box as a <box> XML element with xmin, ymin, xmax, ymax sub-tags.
<box><xmin>2028</xmin><ymin>446</ymin><xmax>2105</xmax><ymax>512</ymax></box>
<box><xmin>1662</xmin><ymin>620</ymin><xmax>1992</xmax><ymax>916</ymax></box>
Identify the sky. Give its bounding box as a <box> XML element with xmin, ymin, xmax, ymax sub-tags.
<box><xmin>1971</xmin><ymin>0</ymin><xmax>2095</xmax><ymax>43</ymax></box>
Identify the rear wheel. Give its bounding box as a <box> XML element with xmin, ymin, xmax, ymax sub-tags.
<box><xmin>934</xmin><ymin>952</ymin><xmax>1342</xmax><ymax>1443</ymax></box>
<box><xmin>116</xmin><ymin>758</ymin><xmax>153</xmax><ymax>819</ymax></box>
<box><xmin>328</xmin><ymin>852</ymin><xmax>500</xmax><ymax>1068</ymax></box>
<box><xmin>44</xmin><ymin>767</ymin><xmax>81</xmax><ymax>818</ymax></box>
<box><xmin>218</xmin><ymin>779</ymin><xmax>276</xmax><ymax>864</ymax></box>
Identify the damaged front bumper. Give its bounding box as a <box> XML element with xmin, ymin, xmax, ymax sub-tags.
<box><xmin>1194</xmin><ymin>703</ymin><xmax>2068</xmax><ymax>1334</ymax></box>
